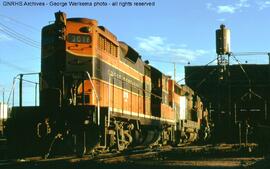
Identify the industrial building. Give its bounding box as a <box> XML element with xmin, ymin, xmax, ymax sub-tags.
<box><xmin>185</xmin><ymin>64</ymin><xmax>270</xmax><ymax>141</ymax></box>
<box><xmin>185</xmin><ymin>24</ymin><xmax>270</xmax><ymax>142</ymax></box>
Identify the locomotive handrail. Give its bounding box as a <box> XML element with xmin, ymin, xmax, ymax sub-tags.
<box><xmin>14</xmin><ymin>78</ymin><xmax>39</xmax><ymax>85</ymax></box>
<box><xmin>7</xmin><ymin>73</ymin><xmax>40</xmax><ymax>107</ymax></box>
<box><xmin>85</xmin><ymin>71</ymin><xmax>100</xmax><ymax>126</ymax></box>
<box><xmin>108</xmin><ymin>75</ymin><xmax>111</xmax><ymax>127</ymax></box>
<box><xmin>7</xmin><ymin>74</ymin><xmax>19</xmax><ymax>106</ymax></box>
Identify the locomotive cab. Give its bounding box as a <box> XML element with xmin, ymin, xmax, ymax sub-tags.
<box><xmin>41</xmin><ymin>13</ymin><xmax>103</xmax><ymax>156</ymax></box>
<box><xmin>41</xmin><ymin>13</ymin><xmax>97</xmax><ymax>107</ymax></box>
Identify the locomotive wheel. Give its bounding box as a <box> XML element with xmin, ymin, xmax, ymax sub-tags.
<box><xmin>75</xmin><ymin>125</ymin><xmax>100</xmax><ymax>156</ymax></box>
<box><xmin>75</xmin><ymin>132</ymin><xmax>86</xmax><ymax>157</ymax></box>
<box><xmin>131</xmin><ymin>129</ymin><xmax>143</xmax><ymax>145</ymax></box>
<box><xmin>141</xmin><ymin>130</ymin><xmax>157</xmax><ymax>146</ymax></box>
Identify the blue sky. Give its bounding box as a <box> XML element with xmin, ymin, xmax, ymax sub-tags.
<box><xmin>1</xmin><ymin>0</ymin><xmax>270</xmax><ymax>105</ymax></box>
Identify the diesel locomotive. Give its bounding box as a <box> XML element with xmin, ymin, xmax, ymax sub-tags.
<box><xmin>5</xmin><ymin>12</ymin><xmax>210</xmax><ymax>158</ymax></box>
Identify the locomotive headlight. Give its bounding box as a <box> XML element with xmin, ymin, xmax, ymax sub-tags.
<box><xmin>80</xmin><ymin>26</ymin><xmax>91</xmax><ymax>33</ymax></box>
<box><xmin>84</xmin><ymin>119</ymin><xmax>90</xmax><ymax>125</ymax></box>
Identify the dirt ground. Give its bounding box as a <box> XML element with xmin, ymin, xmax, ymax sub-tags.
<box><xmin>130</xmin><ymin>157</ymin><xmax>264</xmax><ymax>169</ymax></box>
<box><xmin>1</xmin><ymin>144</ymin><xmax>270</xmax><ymax>169</ymax></box>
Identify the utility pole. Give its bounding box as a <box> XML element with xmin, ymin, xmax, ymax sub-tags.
<box><xmin>174</xmin><ymin>62</ymin><xmax>176</xmax><ymax>81</ymax></box>
<box><xmin>2</xmin><ymin>88</ymin><xmax>4</xmax><ymax>104</ymax></box>
<box><xmin>1</xmin><ymin>87</ymin><xmax>4</xmax><ymax>116</ymax></box>
<box><xmin>150</xmin><ymin>60</ymin><xmax>178</xmax><ymax>81</ymax></box>
<box><xmin>1</xmin><ymin>88</ymin><xmax>4</xmax><ymax>134</ymax></box>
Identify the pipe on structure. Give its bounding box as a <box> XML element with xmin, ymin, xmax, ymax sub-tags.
<box><xmin>19</xmin><ymin>74</ymin><xmax>23</xmax><ymax>107</ymax></box>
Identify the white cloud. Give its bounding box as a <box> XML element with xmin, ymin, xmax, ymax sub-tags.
<box><xmin>179</xmin><ymin>43</ymin><xmax>188</xmax><ymax>48</ymax></box>
<box><xmin>217</xmin><ymin>18</ymin><xmax>226</xmax><ymax>22</ymax></box>
<box><xmin>0</xmin><ymin>27</ymin><xmax>12</xmax><ymax>41</ymax></box>
<box><xmin>206</xmin><ymin>3</ymin><xmax>212</xmax><ymax>9</ymax></box>
<box><xmin>207</xmin><ymin>0</ymin><xmax>250</xmax><ymax>14</ymax></box>
<box><xmin>217</xmin><ymin>5</ymin><xmax>236</xmax><ymax>14</ymax></box>
<box><xmin>0</xmin><ymin>33</ymin><xmax>12</xmax><ymax>41</ymax></box>
<box><xmin>257</xmin><ymin>0</ymin><xmax>270</xmax><ymax>10</ymax></box>
<box><xmin>238</xmin><ymin>0</ymin><xmax>250</xmax><ymax>7</ymax></box>
<box><xmin>136</xmin><ymin>36</ymin><xmax>209</xmax><ymax>64</ymax></box>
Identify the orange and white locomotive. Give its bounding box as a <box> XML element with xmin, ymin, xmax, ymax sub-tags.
<box><xmin>6</xmin><ymin>12</ymin><xmax>210</xmax><ymax>157</ymax></box>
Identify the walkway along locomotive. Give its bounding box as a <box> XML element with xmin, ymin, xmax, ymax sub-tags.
<box><xmin>5</xmin><ymin>12</ymin><xmax>210</xmax><ymax>158</ymax></box>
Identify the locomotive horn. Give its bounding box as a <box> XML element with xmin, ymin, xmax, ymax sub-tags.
<box><xmin>55</xmin><ymin>11</ymin><xmax>67</xmax><ymax>26</ymax></box>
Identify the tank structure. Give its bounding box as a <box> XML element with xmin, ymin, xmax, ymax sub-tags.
<box><xmin>216</xmin><ymin>24</ymin><xmax>231</xmax><ymax>65</ymax></box>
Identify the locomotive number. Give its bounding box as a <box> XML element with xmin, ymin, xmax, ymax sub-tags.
<box><xmin>68</xmin><ymin>34</ymin><xmax>91</xmax><ymax>44</ymax></box>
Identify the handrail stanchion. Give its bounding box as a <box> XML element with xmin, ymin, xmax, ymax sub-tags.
<box><xmin>85</xmin><ymin>71</ymin><xmax>100</xmax><ymax>126</ymax></box>
<box><xmin>19</xmin><ymin>74</ymin><xmax>23</xmax><ymax>107</ymax></box>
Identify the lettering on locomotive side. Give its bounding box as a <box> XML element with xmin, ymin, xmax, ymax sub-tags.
<box><xmin>108</xmin><ymin>69</ymin><xmax>138</xmax><ymax>88</ymax></box>
<box><xmin>123</xmin><ymin>91</ymin><xmax>129</xmax><ymax>102</ymax></box>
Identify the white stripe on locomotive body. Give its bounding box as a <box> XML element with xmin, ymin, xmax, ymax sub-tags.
<box><xmin>109</xmin><ymin>107</ymin><xmax>176</xmax><ymax>124</ymax></box>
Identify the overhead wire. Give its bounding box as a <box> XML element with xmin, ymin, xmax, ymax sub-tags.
<box><xmin>0</xmin><ymin>58</ymin><xmax>34</xmax><ymax>72</ymax></box>
<box><xmin>0</xmin><ymin>23</ymin><xmax>39</xmax><ymax>72</ymax></box>
<box><xmin>195</xmin><ymin>67</ymin><xmax>219</xmax><ymax>89</ymax></box>
<box><xmin>0</xmin><ymin>23</ymin><xmax>40</xmax><ymax>48</ymax></box>
<box><xmin>231</xmin><ymin>52</ymin><xmax>270</xmax><ymax>56</ymax></box>
<box><xmin>0</xmin><ymin>20</ymin><xmax>40</xmax><ymax>71</ymax></box>
<box><xmin>0</xmin><ymin>14</ymin><xmax>39</xmax><ymax>32</ymax></box>
<box><xmin>148</xmin><ymin>58</ymin><xmax>188</xmax><ymax>64</ymax></box>
<box><xmin>0</xmin><ymin>29</ymin><xmax>40</xmax><ymax>49</ymax></box>
<box><xmin>230</xmin><ymin>54</ymin><xmax>251</xmax><ymax>87</ymax></box>
<box><xmin>0</xmin><ymin>23</ymin><xmax>40</xmax><ymax>44</ymax></box>
<box><xmin>0</xmin><ymin>16</ymin><xmax>41</xmax><ymax>106</ymax></box>
<box><xmin>146</xmin><ymin>56</ymin><xmax>219</xmax><ymax>89</ymax></box>
<box><xmin>176</xmin><ymin>57</ymin><xmax>218</xmax><ymax>84</ymax></box>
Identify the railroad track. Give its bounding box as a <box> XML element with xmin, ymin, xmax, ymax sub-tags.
<box><xmin>0</xmin><ymin>145</ymin><xmax>173</xmax><ymax>169</ymax></box>
<box><xmin>0</xmin><ymin>144</ymin><xmax>263</xmax><ymax>169</ymax></box>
